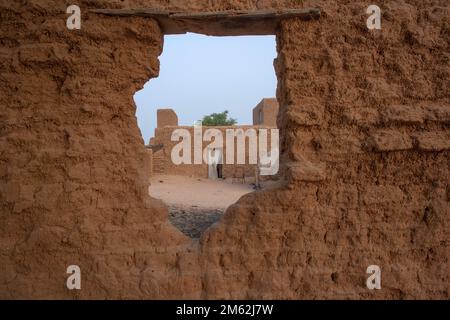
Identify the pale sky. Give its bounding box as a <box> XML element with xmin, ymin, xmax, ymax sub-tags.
<box><xmin>134</xmin><ymin>33</ymin><xmax>277</xmax><ymax>144</ymax></box>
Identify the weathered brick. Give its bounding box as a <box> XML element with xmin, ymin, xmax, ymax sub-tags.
<box><xmin>287</xmin><ymin>160</ymin><xmax>326</xmax><ymax>182</ymax></box>
<box><xmin>370</xmin><ymin>130</ymin><xmax>413</xmax><ymax>151</ymax></box>
<box><xmin>13</xmin><ymin>200</ymin><xmax>33</xmax><ymax>213</ymax></box>
<box><xmin>35</xmin><ymin>183</ymin><xmax>63</xmax><ymax>210</ymax></box>
<box><xmin>424</xmin><ymin>105</ymin><xmax>450</xmax><ymax>123</ymax></box>
<box><xmin>286</xmin><ymin>104</ymin><xmax>324</xmax><ymax>126</ymax></box>
<box><xmin>343</xmin><ymin>108</ymin><xmax>380</xmax><ymax>126</ymax></box>
<box><xmin>413</xmin><ymin>132</ymin><xmax>450</xmax><ymax>151</ymax></box>
<box><xmin>318</xmin><ymin>130</ymin><xmax>363</xmax><ymax>155</ymax></box>
<box><xmin>19</xmin><ymin>43</ymin><xmax>69</xmax><ymax>64</ymax></box>
<box><xmin>336</xmin><ymin>185</ymin><xmax>359</xmax><ymax>208</ymax></box>
<box><xmin>67</xmin><ymin>162</ymin><xmax>91</xmax><ymax>181</ymax></box>
<box><xmin>19</xmin><ymin>185</ymin><xmax>35</xmax><ymax>201</ymax></box>
<box><xmin>382</xmin><ymin>105</ymin><xmax>424</xmax><ymax>124</ymax></box>
<box><xmin>0</xmin><ymin>182</ymin><xmax>20</xmax><ymax>202</ymax></box>
<box><xmin>0</xmin><ymin>256</ymin><xmax>16</xmax><ymax>285</ymax></box>
<box><xmin>362</xmin><ymin>185</ymin><xmax>406</xmax><ymax>205</ymax></box>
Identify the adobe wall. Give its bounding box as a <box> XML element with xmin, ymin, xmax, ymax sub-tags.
<box><xmin>0</xmin><ymin>1</ymin><xmax>448</xmax><ymax>299</ymax></box>
<box><xmin>157</xmin><ymin>109</ymin><xmax>178</xmax><ymax>128</ymax></box>
<box><xmin>253</xmin><ymin>98</ymin><xmax>279</xmax><ymax>126</ymax></box>
<box><xmin>151</xmin><ymin>125</ymin><xmax>276</xmax><ymax>178</ymax></box>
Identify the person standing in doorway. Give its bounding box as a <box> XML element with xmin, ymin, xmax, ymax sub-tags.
<box><xmin>216</xmin><ymin>148</ymin><xmax>223</xmax><ymax>179</ymax></box>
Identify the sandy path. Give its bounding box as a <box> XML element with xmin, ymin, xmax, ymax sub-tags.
<box><xmin>149</xmin><ymin>175</ymin><xmax>255</xmax><ymax>238</ymax></box>
<box><xmin>149</xmin><ymin>175</ymin><xmax>254</xmax><ymax>209</ymax></box>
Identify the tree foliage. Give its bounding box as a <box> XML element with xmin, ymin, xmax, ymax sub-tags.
<box><xmin>201</xmin><ymin>110</ymin><xmax>237</xmax><ymax>126</ymax></box>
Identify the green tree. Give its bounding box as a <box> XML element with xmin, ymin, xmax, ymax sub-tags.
<box><xmin>201</xmin><ymin>110</ymin><xmax>237</xmax><ymax>126</ymax></box>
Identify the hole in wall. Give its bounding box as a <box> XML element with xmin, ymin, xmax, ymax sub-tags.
<box><xmin>134</xmin><ymin>33</ymin><xmax>280</xmax><ymax>239</ymax></box>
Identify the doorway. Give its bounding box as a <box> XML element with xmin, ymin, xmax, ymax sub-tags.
<box><xmin>207</xmin><ymin>148</ymin><xmax>223</xmax><ymax>180</ymax></box>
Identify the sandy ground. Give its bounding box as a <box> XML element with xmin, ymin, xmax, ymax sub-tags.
<box><xmin>149</xmin><ymin>175</ymin><xmax>255</xmax><ymax>238</ymax></box>
<box><xmin>149</xmin><ymin>175</ymin><xmax>254</xmax><ymax>209</ymax></box>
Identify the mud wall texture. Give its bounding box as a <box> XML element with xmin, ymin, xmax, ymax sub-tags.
<box><xmin>0</xmin><ymin>0</ymin><xmax>449</xmax><ymax>299</ymax></box>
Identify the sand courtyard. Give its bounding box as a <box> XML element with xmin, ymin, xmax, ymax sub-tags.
<box><xmin>149</xmin><ymin>175</ymin><xmax>256</xmax><ymax>238</ymax></box>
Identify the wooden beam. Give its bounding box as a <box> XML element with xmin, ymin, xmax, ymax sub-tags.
<box><xmin>89</xmin><ymin>9</ymin><xmax>170</xmax><ymax>17</ymax></box>
<box><xmin>89</xmin><ymin>8</ymin><xmax>321</xmax><ymax>35</ymax></box>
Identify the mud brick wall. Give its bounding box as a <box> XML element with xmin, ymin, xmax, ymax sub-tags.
<box><xmin>253</xmin><ymin>98</ymin><xmax>279</xmax><ymax>126</ymax></box>
<box><xmin>151</xmin><ymin>125</ymin><xmax>275</xmax><ymax>178</ymax></box>
<box><xmin>0</xmin><ymin>1</ymin><xmax>199</xmax><ymax>299</ymax></box>
<box><xmin>199</xmin><ymin>1</ymin><xmax>449</xmax><ymax>299</ymax></box>
<box><xmin>0</xmin><ymin>0</ymin><xmax>449</xmax><ymax>299</ymax></box>
<box><xmin>157</xmin><ymin>109</ymin><xmax>178</xmax><ymax>129</ymax></box>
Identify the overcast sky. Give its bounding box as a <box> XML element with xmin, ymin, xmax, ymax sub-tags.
<box><xmin>134</xmin><ymin>33</ymin><xmax>277</xmax><ymax>144</ymax></box>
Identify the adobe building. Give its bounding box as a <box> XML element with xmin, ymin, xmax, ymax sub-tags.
<box><xmin>148</xmin><ymin>99</ymin><xmax>279</xmax><ymax>179</ymax></box>
<box><xmin>253</xmin><ymin>98</ymin><xmax>279</xmax><ymax>126</ymax></box>
<box><xmin>157</xmin><ymin>108</ymin><xmax>178</xmax><ymax>128</ymax></box>
<box><xmin>0</xmin><ymin>1</ymin><xmax>449</xmax><ymax>300</ymax></box>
